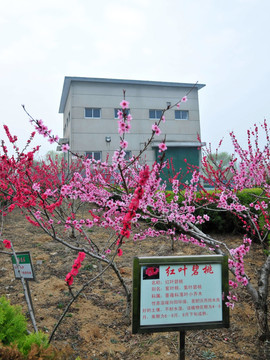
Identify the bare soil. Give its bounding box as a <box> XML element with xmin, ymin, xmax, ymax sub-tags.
<box><xmin>0</xmin><ymin>210</ymin><xmax>269</xmax><ymax>359</ymax></box>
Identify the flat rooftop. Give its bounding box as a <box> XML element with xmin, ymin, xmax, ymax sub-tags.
<box><xmin>59</xmin><ymin>76</ymin><xmax>205</xmax><ymax>113</ymax></box>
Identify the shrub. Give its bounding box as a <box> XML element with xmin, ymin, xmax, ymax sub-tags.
<box><xmin>0</xmin><ymin>296</ymin><xmax>49</xmax><ymax>357</ymax></box>
<box><xmin>0</xmin><ymin>296</ymin><xmax>27</xmax><ymax>346</ymax></box>
<box><xmin>18</xmin><ymin>331</ymin><xmax>49</xmax><ymax>357</ymax></box>
<box><xmin>165</xmin><ymin>188</ymin><xmax>268</xmax><ymax>237</ymax></box>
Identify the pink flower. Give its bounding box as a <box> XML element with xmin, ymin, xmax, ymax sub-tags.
<box><xmin>3</xmin><ymin>239</ymin><xmax>11</xmax><ymax>249</ymax></box>
<box><xmin>181</xmin><ymin>96</ymin><xmax>188</xmax><ymax>102</ymax></box>
<box><xmin>158</xmin><ymin>142</ymin><xmax>167</xmax><ymax>152</ymax></box>
<box><xmin>120</xmin><ymin>100</ymin><xmax>129</xmax><ymax>109</ymax></box>
<box><xmin>229</xmin><ymin>280</ymin><xmax>238</xmax><ymax>289</ymax></box>
<box><xmin>225</xmin><ymin>301</ymin><xmax>234</xmax><ymax>309</ymax></box>
<box><xmin>152</xmin><ymin>124</ymin><xmax>161</xmax><ymax>136</ymax></box>
<box><xmin>32</xmin><ymin>183</ymin><xmax>41</xmax><ymax>192</ymax></box>
<box><xmin>120</xmin><ymin>140</ymin><xmax>128</xmax><ymax>149</ymax></box>
<box><xmin>176</xmin><ymin>103</ymin><xmax>180</xmax><ymax>108</ymax></box>
<box><xmin>117</xmin><ymin>110</ymin><xmax>123</xmax><ymax>120</ymax></box>
<box><xmin>61</xmin><ymin>144</ymin><xmax>70</xmax><ymax>152</ymax></box>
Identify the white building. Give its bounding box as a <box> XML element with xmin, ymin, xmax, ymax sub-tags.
<box><xmin>59</xmin><ymin>77</ymin><xmax>205</xmax><ymax>176</ymax></box>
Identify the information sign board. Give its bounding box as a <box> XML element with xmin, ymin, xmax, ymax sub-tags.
<box><xmin>132</xmin><ymin>255</ymin><xmax>229</xmax><ymax>333</ymax></box>
<box><xmin>12</xmin><ymin>251</ymin><xmax>35</xmax><ymax>280</ymax></box>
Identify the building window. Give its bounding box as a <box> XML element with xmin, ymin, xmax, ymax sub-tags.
<box><xmin>124</xmin><ymin>151</ymin><xmax>132</xmax><ymax>160</ymax></box>
<box><xmin>85</xmin><ymin>108</ymin><xmax>101</xmax><ymax>118</ymax></box>
<box><xmin>114</xmin><ymin>108</ymin><xmax>130</xmax><ymax>118</ymax></box>
<box><xmin>149</xmin><ymin>109</ymin><xmax>163</xmax><ymax>119</ymax></box>
<box><xmin>175</xmin><ymin>110</ymin><xmax>189</xmax><ymax>120</ymax></box>
<box><xmin>85</xmin><ymin>151</ymin><xmax>102</xmax><ymax>161</ymax></box>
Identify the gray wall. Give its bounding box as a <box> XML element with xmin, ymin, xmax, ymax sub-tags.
<box><xmin>61</xmin><ymin>79</ymin><xmax>203</xmax><ymax>164</ymax></box>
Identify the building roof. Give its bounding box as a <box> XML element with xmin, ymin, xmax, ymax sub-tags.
<box><xmin>59</xmin><ymin>76</ymin><xmax>206</xmax><ymax>113</ymax></box>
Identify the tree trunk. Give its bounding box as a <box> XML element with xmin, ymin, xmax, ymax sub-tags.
<box><xmin>255</xmin><ymin>256</ymin><xmax>270</xmax><ymax>341</ymax></box>
<box><xmin>255</xmin><ymin>299</ymin><xmax>270</xmax><ymax>341</ymax></box>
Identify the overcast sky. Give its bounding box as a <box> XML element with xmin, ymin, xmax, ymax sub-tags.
<box><xmin>1</xmin><ymin>0</ymin><xmax>269</xmax><ymax>158</ymax></box>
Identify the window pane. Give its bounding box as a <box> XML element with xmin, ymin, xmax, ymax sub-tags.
<box><xmin>85</xmin><ymin>151</ymin><xmax>101</xmax><ymax>160</ymax></box>
<box><xmin>124</xmin><ymin>151</ymin><xmax>131</xmax><ymax>160</ymax></box>
<box><xmin>150</xmin><ymin>109</ymin><xmax>162</xmax><ymax>119</ymax></box>
<box><xmin>175</xmin><ymin>110</ymin><xmax>189</xmax><ymax>120</ymax></box>
<box><xmin>93</xmin><ymin>108</ymin><xmax>100</xmax><ymax>118</ymax></box>
<box><xmin>149</xmin><ymin>110</ymin><xmax>155</xmax><ymax>119</ymax></box>
<box><xmin>156</xmin><ymin>110</ymin><xmax>162</xmax><ymax>119</ymax></box>
<box><xmin>181</xmin><ymin>111</ymin><xmax>189</xmax><ymax>120</ymax></box>
<box><xmin>93</xmin><ymin>152</ymin><xmax>101</xmax><ymax>160</ymax></box>
<box><xmin>85</xmin><ymin>108</ymin><xmax>92</xmax><ymax>117</ymax></box>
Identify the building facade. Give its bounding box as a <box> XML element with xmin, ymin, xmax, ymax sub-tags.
<box><xmin>59</xmin><ymin>77</ymin><xmax>205</xmax><ymax>174</ymax></box>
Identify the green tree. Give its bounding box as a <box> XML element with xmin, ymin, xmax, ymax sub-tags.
<box><xmin>45</xmin><ymin>150</ymin><xmax>63</xmax><ymax>163</ymax></box>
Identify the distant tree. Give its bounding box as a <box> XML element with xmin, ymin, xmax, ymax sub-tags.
<box><xmin>45</xmin><ymin>150</ymin><xmax>63</xmax><ymax>163</ymax></box>
<box><xmin>202</xmin><ymin>151</ymin><xmax>236</xmax><ymax>185</ymax></box>
<box><xmin>207</xmin><ymin>152</ymin><xmax>231</xmax><ymax>170</ymax></box>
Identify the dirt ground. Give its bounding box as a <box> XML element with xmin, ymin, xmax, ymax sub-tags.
<box><xmin>0</xmin><ymin>209</ymin><xmax>269</xmax><ymax>359</ymax></box>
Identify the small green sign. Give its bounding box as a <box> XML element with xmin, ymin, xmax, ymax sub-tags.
<box><xmin>12</xmin><ymin>251</ymin><xmax>35</xmax><ymax>280</ymax></box>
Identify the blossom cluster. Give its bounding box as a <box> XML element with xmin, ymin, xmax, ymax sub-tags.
<box><xmin>176</xmin><ymin>96</ymin><xmax>188</xmax><ymax>108</ymax></box>
<box><xmin>2</xmin><ymin>239</ymin><xmax>11</xmax><ymax>249</ymax></box>
<box><xmin>65</xmin><ymin>252</ymin><xmax>86</xmax><ymax>286</ymax></box>
<box><xmin>120</xmin><ymin>165</ymin><xmax>150</xmax><ymax>243</ymax></box>
<box><xmin>31</xmin><ymin>119</ymin><xmax>59</xmax><ymax>145</ymax></box>
<box><xmin>117</xmin><ymin>100</ymin><xmax>132</xmax><ymax>136</ymax></box>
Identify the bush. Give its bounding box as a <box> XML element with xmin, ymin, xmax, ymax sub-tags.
<box><xmin>165</xmin><ymin>188</ymin><xmax>268</xmax><ymax>237</ymax></box>
<box><xmin>196</xmin><ymin>188</ymin><xmax>270</xmax><ymax>238</ymax></box>
<box><xmin>18</xmin><ymin>331</ymin><xmax>49</xmax><ymax>357</ymax></box>
<box><xmin>0</xmin><ymin>296</ymin><xmax>49</xmax><ymax>357</ymax></box>
<box><xmin>0</xmin><ymin>296</ymin><xmax>27</xmax><ymax>346</ymax></box>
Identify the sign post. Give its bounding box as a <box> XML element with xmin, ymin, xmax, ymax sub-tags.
<box><xmin>179</xmin><ymin>330</ymin><xmax>185</xmax><ymax>360</ymax></box>
<box><xmin>12</xmin><ymin>251</ymin><xmax>36</xmax><ymax>315</ymax></box>
<box><xmin>132</xmin><ymin>255</ymin><xmax>229</xmax><ymax>358</ymax></box>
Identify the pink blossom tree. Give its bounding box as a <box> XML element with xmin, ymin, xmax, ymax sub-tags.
<box><xmin>0</xmin><ymin>92</ymin><xmax>269</xmax><ymax>345</ymax></box>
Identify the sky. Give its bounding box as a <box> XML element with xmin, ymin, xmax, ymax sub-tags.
<box><xmin>1</xmin><ymin>0</ymin><xmax>270</xmax><ymax>159</ymax></box>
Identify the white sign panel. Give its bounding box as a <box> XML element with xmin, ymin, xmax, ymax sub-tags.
<box><xmin>140</xmin><ymin>263</ymin><xmax>222</xmax><ymax>326</ymax></box>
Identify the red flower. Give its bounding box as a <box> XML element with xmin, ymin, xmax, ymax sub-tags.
<box><xmin>65</xmin><ymin>273</ymin><xmax>74</xmax><ymax>286</ymax></box>
<box><xmin>78</xmin><ymin>252</ymin><xmax>86</xmax><ymax>261</ymax></box>
<box><xmin>70</xmin><ymin>267</ymin><xmax>79</xmax><ymax>276</ymax></box>
<box><xmin>3</xmin><ymin>239</ymin><xmax>11</xmax><ymax>249</ymax></box>
<box><xmin>72</xmin><ymin>259</ymin><xmax>81</xmax><ymax>270</ymax></box>
<box><xmin>145</xmin><ymin>267</ymin><xmax>159</xmax><ymax>277</ymax></box>
<box><xmin>117</xmin><ymin>248</ymin><xmax>123</xmax><ymax>256</ymax></box>
<box><xmin>120</xmin><ymin>229</ymin><xmax>130</xmax><ymax>238</ymax></box>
